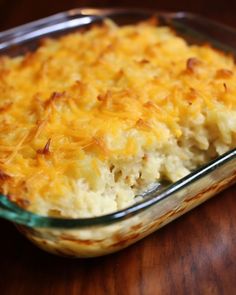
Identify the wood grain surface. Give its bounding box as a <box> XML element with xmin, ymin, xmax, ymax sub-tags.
<box><xmin>0</xmin><ymin>1</ymin><xmax>236</xmax><ymax>294</ymax></box>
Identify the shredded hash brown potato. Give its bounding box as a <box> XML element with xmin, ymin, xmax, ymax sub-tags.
<box><xmin>0</xmin><ymin>19</ymin><xmax>236</xmax><ymax>217</ymax></box>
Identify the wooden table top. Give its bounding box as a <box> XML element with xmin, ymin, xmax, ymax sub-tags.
<box><xmin>0</xmin><ymin>1</ymin><xmax>236</xmax><ymax>294</ymax></box>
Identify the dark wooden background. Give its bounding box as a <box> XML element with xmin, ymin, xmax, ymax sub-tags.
<box><xmin>0</xmin><ymin>1</ymin><xmax>236</xmax><ymax>294</ymax></box>
<box><xmin>1</xmin><ymin>0</ymin><xmax>236</xmax><ymax>30</ymax></box>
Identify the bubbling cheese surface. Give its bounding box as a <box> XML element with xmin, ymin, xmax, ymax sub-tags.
<box><xmin>0</xmin><ymin>19</ymin><xmax>236</xmax><ymax>217</ymax></box>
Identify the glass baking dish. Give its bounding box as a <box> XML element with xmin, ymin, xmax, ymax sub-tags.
<box><xmin>0</xmin><ymin>8</ymin><xmax>236</xmax><ymax>257</ymax></box>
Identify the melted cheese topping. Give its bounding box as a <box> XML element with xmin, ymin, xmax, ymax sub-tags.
<box><xmin>0</xmin><ymin>19</ymin><xmax>236</xmax><ymax>217</ymax></box>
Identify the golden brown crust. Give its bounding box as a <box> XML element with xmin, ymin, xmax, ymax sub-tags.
<box><xmin>0</xmin><ymin>20</ymin><xmax>235</xmax><ymax>216</ymax></box>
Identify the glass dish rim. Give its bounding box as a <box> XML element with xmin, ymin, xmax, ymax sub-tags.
<box><xmin>0</xmin><ymin>8</ymin><xmax>236</xmax><ymax>229</ymax></box>
<box><xmin>1</xmin><ymin>148</ymin><xmax>235</xmax><ymax>228</ymax></box>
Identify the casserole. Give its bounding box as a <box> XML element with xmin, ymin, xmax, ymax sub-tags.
<box><xmin>0</xmin><ymin>8</ymin><xmax>236</xmax><ymax>257</ymax></box>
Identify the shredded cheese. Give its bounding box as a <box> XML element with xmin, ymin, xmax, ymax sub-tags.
<box><xmin>0</xmin><ymin>19</ymin><xmax>236</xmax><ymax>217</ymax></box>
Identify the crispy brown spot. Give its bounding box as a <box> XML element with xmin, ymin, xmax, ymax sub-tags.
<box><xmin>44</xmin><ymin>92</ymin><xmax>65</xmax><ymax>109</ymax></box>
<box><xmin>136</xmin><ymin>118</ymin><xmax>150</xmax><ymax>129</ymax></box>
<box><xmin>0</xmin><ymin>169</ymin><xmax>11</xmax><ymax>181</ymax></box>
<box><xmin>142</xmin><ymin>154</ymin><xmax>148</xmax><ymax>161</ymax></box>
<box><xmin>0</xmin><ymin>57</ymin><xmax>5</xmax><ymax>68</ymax></box>
<box><xmin>7</xmin><ymin>194</ymin><xmax>14</xmax><ymax>202</ymax></box>
<box><xmin>75</xmin><ymin>27</ymin><xmax>87</xmax><ymax>35</ymax></box>
<box><xmin>21</xmin><ymin>52</ymin><xmax>34</xmax><ymax>67</ymax></box>
<box><xmin>0</xmin><ymin>102</ymin><xmax>13</xmax><ymax>113</ymax></box>
<box><xmin>216</xmin><ymin>69</ymin><xmax>233</xmax><ymax>79</ymax></box>
<box><xmin>70</xmin><ymin>80</ymin><xmax>86</xmax><ymax>97</ymax></box>
<box><xmin>144</xmin><ymin>101</ymin><xmax>154</xmax><ymax>108</ymax></box>
<box><xmin>187</xmin><ymin>87</ymin><xmax>198</xmax><ymax>103</ymax></box>
<box><xmin>223</xmin><ymin>83</ymin><xmax>228</xmax><ymax>92</ymax></box>
<box><xmin>98</xmin><ymin>43</ymin><xmax>115</xmax><ymax>59</ymax></box>
<box><xmin>114</xmin><ymin>69</ymin><xmax>124</xmax><ymax>81</ymax></box>
<box><xmin>97</xmin><ymin>91</ymin><xmax>111</xmax><ymax>102</ymax></box>
<box><xmin>143</xmin><ymin>101</ymin><xmax>161</xmax><ymax>112</ymax></box>
<box><xmin>186</xmin><ymin>57</ymin><xmax>201</xmax><ymax>74</ymax></box>
<box><xmin>37</xmin><ymin>138</ymin><xmax>51</xmax><ymax>155</ymax></box>
<box><xmin>0</xmin><ymin>69</ymin><xmax>10</xmax><ymax>80</ymax></box>
<box><xmin>137</xmin><ymin>59</ymin><xmax>150</xmax><ymax>65</ymax></box>
<box><xmin>97</xmin><ymin>94</ymin><xmax>105</xmax><ymax>101</ymax></box>
<box><xmin>39</xmin><ymin>37</ymin><xmax>50</xmax><ymax>46</ymax></box>
<box><xmin>16</xmin><ymin>198</ymin><xmax>30</xmax><ymax>209</ymax></box>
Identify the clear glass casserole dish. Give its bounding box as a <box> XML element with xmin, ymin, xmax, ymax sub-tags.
<box><xmin>0</xmin><ymin>8</ymin><xmax>236</xmax><ymax>258</ymax></box>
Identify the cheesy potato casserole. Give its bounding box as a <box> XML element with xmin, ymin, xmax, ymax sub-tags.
<box><xmin>0</xmin><ymin>19</ymin><xmax>236</xmax><ymax>217</ymax></box>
